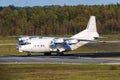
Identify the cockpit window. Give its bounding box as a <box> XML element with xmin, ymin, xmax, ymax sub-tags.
<box><xmin>19</xmin><ymin>40</ymin><xmax>31</xmax><ymax>45</ymax></box>
<box><xmin>21</xmin><ymin>42</ymin><xmax>31</xmax><ymax>45</ymax></box>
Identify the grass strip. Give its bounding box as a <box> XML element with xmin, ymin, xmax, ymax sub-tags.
<box><xmin>0</xmin><ymin>63</ymin><xmax>120</xmax><ymax>80</ymax></box>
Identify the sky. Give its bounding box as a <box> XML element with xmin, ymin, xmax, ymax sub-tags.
<box><xmin>0</xmin><ymin>0</ymin><xmax>120</xmax><ymax>7</ymax></box>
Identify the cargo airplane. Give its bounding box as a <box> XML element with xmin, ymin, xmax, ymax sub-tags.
<box><xmin>13</xmin><ymin>16</ymin><xmax>99</xmax><ymax>56</ymax></box>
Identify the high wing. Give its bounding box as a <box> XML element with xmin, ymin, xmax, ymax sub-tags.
<box><xmin>9</xmin><ymin>36</ymin><xmax>96</xmax><ymax>41</ymax></box>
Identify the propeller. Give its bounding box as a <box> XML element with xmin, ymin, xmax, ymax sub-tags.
<box><xmin>63</xmin><ymin>42</ymin><xmax>71</xmax><ymax>50</ymax></box>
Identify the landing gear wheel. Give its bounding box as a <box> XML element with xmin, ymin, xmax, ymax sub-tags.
<box><xmin>57</xmin><ymin>52</ymin><xmax>63</xmax><ymax>56</ymax></box>
<box><xmin>44</xmin><ymin>52</ymin><xmax>51</xmax><ymax>56</ymax></box>
<box><xmin>57</xmin><ymin>49</ymin><xmax>64</xmax><ymax>56</ymax></box>
<box><xmin>27</xmin><ymin>53</ymin><xmax>32</xmax><ymax>56</ymax></box>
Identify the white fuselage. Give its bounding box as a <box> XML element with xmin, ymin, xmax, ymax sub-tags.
<box><xmin>18</xmin><ymin>38</ymin><xmax>53</xmax><ymax>53</ymax></box>
<box><xmin>18</xmin><ymin>38</ymin><xmax>90</xmax><ymax>53</ymax></box>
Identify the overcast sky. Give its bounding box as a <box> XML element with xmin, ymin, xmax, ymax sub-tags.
<box><xmin>0</xmin><ymin>0</ymin><xmax>120</xmax><ymax>7</ymax></box>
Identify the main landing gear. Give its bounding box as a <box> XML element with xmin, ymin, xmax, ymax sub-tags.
<box><xmin>26</xmin><ymin>51</ymin><xmax>63</xmax><ymax>56</ymax></box>
<box><xmin>44</xmin><ymin>52</ymin><xmax>51</xmax><ymax>56</ymax></box>
<box><xmin>44</xmin><ymin>51</ymin><xmax>64</xmax><ymax>56</ymax></box>
<box><xmin>56</xmin><ymin>49</ymin><xmax>64</xmax><ymax>56</ymax></box>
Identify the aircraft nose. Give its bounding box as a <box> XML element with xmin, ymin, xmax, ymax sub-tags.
<box><xmin>17</xmin><ymin>45</ymin><xmax>23</xmax><ymax>52</ymax></box>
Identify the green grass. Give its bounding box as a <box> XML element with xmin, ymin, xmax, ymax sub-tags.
<box><xmin>0</xmin><ymin>64</ymin><xmax>120</xmax><ymax>80</ymax></box>
<box><xmin>0</xmin><ymin>37</ymin><xmax>17</xmax><ymax>44</ymax></box>
<box><xmin>0</xmin><ymin>45</ymin><xmax>23</xmax><ymax>56</ymax></box>
<box><xmin>100</xmin><ymin>34</ymin><xmax>120</xmax><ymax>40</ymax></box>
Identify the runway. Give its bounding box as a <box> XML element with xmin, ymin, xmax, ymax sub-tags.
<box><xmin>0</xmin><ymin>52</ymin><xmax>120</xmax><ymax>64</ymax></box>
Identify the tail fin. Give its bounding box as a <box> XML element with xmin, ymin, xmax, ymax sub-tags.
<box><xmin>71</xmin><ymin>16</ymin><xmax>99</xmax><ymax>40</ymax></box>
<box><xmin>86</xmin><ymin>16</ymin><xmax>97</xmax><ymax>32</ymax></box>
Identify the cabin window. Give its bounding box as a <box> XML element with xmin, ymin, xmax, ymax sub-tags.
<box><xmin>34</xmin><ymin>45</ymin><xmax>45</xmax><ymax>47</ymax></box>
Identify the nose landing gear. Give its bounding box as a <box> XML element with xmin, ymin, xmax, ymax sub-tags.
<box><xmin>27</xmin><ymin>52</ymin><xmax>32</xmax><ymax>56</ymax></box>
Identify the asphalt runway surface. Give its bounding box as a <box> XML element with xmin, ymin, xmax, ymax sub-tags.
<box><xmin>0</xmin><ymin>52</ymin><xmax>120</xmax><ymax>64</ymax></box>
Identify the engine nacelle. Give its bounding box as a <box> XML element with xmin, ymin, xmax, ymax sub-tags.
<box><xmin>54</xmin><ymin>39</ymin><xmax>64</xmax><ymax>43</ymax></box>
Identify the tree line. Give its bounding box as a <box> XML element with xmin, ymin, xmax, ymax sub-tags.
<box><xmin>0</xmin><ymin>4</ymin><xmax>120</xmax><ymax>36</ymax></box>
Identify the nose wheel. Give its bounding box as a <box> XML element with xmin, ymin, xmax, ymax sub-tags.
<box><xmin>27</xmin><ymin>52</ymin><xmax>32</xmax><ymax>56</ymax></box>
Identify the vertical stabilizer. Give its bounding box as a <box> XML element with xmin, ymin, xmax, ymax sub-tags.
<box><xmin>86</xmin><ymin>16</ymin><xmax>97</xmax><ymax>32</ymax></box>
<box><xmin>71</xmin><ymin>16</ymin><xmax>99</xmax><ymax>40</ymax></box>
<box><xmin>70</xmin><ymin>16</ymin><xmax>99</xmax><ymax>50</ymax></box>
